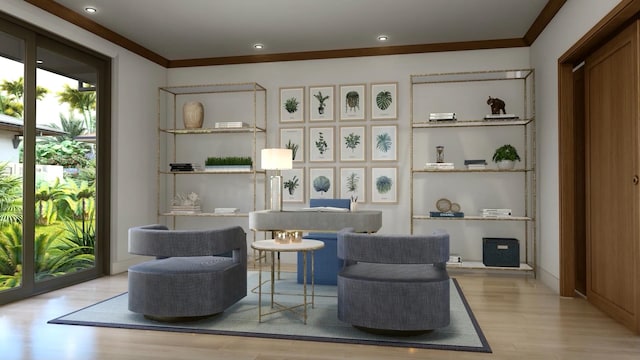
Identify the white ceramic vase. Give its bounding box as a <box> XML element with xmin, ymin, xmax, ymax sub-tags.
<box><xmin>183</xmin><ymin>101</ymin><xmax>204</xmax><ymax>129</ymax></box>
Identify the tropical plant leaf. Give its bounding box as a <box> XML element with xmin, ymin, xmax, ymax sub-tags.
<box><xmin>376</xmin><ymin>133</ymin><xmax>392</xmax><ymax>152</ymax></box>
<box><xmin>313</xmin><ymin>176</ymin><xmax>331</xmax><ymax>193</ymax></box>
<box><xmin>376</xmin><ymin>176</ymin><xmax>393</xmax><ymax>194</ymax></box>
<box><xmin>376</xmin><ymin>91</ymin><xmax>392</xmax><ymax>110</ymax></box>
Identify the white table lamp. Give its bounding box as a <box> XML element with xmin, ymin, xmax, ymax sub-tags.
<box><xmin>261</xmin><ymin>148</ymin><xmax>293</xmax><ymax>211</ymax></box>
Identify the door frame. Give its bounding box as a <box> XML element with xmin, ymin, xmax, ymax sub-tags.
<box><xmin>558</xmin><ymin>0</ymin><xmax>640</xmax><ymax>297</ymax></box>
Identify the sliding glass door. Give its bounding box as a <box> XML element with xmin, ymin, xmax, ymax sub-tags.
<box><xmin>0</xmin><ymin>13</ymin><xmax>110</xmax><ymax>304</ymax></box>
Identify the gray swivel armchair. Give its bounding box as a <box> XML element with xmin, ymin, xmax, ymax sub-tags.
<box><xmin>127</xmin><ymin>224</ymin><xmax>247</xmax><ymax>321</ymax></box>
<box><xmin>337</xmin><ymin>228</ymin><xmax>450</xmax><ymax>333</ymax></box>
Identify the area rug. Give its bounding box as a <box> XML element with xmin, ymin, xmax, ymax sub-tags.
<box><xmin>49</xmin><ymin>272</ymin><xmax>491</xmax><ymax>353</ymax></box>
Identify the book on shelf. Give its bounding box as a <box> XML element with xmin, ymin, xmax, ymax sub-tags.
<box><xmin>430</xmin><ymin>211</ymin><xmax>464</xmax><ymax>218</ymax></box>
<box><xmin>214</xmin><ymin>122</ymin><xmax>248</xmax><ymax>129</ymax></box>
<box><xmin>464</xmin><ymin>159</ymin><xmax>487</xmax><ymax>165</ymax></box>
<box><xmin>298</xmin><ymin>206</ymin><xmax>349</xmax><ymax>212</ymax></box>
<box><xmin>483</xmin><ymin>114</ymin><xmax>519</xmax><ymax>120</ymax></box>
<box><xmin>429</xmin><ymin>112</ymin><xmax>456</xmax><ymax>121</ymax></box>
<box><xmin>169</xmin><ymin>163</ymin><xmax>202</xmax><ymax>172</ymax></box>
<box><xmin>214</xmin><ymin>207</ymin><xmax>239</xmax><ymax>214</ymax></box>
<box><xmin>170</xmin><ymin>205</ymin><xmax>202</xmax><ymax>214</ymax></box>
<box><xmin>481</xmin><ymin>208</ymin><xmax>512</xmax><ymax>217</ymax></box>
<box><xmin>466</xmin><ymin>164</ymin><xmax>487</xmax><ymax>170</ymax></box>
<box><xmin>425</xmin><ymin>162</ymin><xmax>455</xmax><ymax>170</ymax></box>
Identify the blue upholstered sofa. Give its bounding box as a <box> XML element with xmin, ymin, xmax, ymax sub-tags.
<box><xmin>297</xmin><ymin>198</ymin><xmax>351</xmax><ymax>285</ymax></box>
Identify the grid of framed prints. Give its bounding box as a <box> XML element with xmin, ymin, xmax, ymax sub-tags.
<box><xmin>278</xmin><ymin>82</ymin><xmax>398</xmax><ymax>204</ymax></box>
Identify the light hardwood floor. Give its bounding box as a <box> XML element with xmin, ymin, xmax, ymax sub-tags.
<box><xmin>1</xmin><ymin>267</ymin><xmax>639</xmax><ymax>360</ymax></box>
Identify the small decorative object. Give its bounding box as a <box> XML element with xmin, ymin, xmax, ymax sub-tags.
<box><xmin>340</xmin><ymin>84</ymin><xmax>365</xmax><ymax>121</ymax></box>
<box><xmin>350</xmin><ymin>195</ymin><xmax>358</xmax><ymax>212</ymax></box>
<box><xmin>280</xmin><ymin>87</ymin><xmax>304</xmax><ymax>123</ymax></box>
<box><xmin>487</xmin><ymin>96</ymin><xmax>506</xmax><ymax>115</ymax></box>
<box><xmin>309</xmin><ymin>85</ymin><xmax>335</xmax><ymax>121</ymax></box>
<box><xmin>170</xmin><ymin>192</ymin><xmax>202</xmax><ymax>214</ymax></box>
<box><xmin>436</xmin><ymin>145</ymin><xmax>445</xmax><ymax>163</ymax></box>
<box><xmin>371</xmin><ymin>82</ymin><xmax>398</xmax><ymax>120</ymax></box>
<box><xmin>183</xmin><ymin>101</ymin><xmax>204</xmax><ymax>129</ymax></box>
<box><xmin>275</xmin><ymin>230</ymin><xmax>303</xmax><ymax>244</ymax></box>
<box><xmin>492</xmin><ymin>144</ymin><xmax>521</xmax><ymax>170</ymax></box>
<box><xmin>429</xmin><ymin>112</ymin><xmax>456</xmax><ymax>122</ymax></box>
<box><xmin>436</xmin><ymin>198</ymin><xmax>452</xmax><ymax>212</ymax></box>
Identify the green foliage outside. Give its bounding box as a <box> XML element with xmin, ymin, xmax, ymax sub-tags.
<box><xmin>205</xmin><ymin>156</ymin><xmax>253</xmax><ymax>166</ymax></box>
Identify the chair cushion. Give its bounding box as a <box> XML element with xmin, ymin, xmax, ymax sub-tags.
<box><xmin>339</xmin><ymin>263</ymin><xmax>448</xmax><ymax>283</ymax></box>
<box><xmin>129</xmin><ymin>256</ymin><xmax>236</xmax><ymax>274</ymax></box>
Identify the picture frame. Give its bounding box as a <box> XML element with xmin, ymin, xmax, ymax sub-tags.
<box><xmin>371</xmin><ymin>167</ymin><xmax>397</xmax><ymax>203</ymax></box>
<box><xmin>279</xmin><ymin>87</ymin><xmax>305</xmax><ymax>123</ymax></box>
<box><xmin>282</xmin><ymin>168</ymin><xmax>304</xmax><ymax>203</ymax></box>
<box><xmin>340</xmin><ymin>167</ymin><xmax>366</xmax><ymax>203</ymax></box>
<box><xmin>371</xmin><ymin>124</ymin><xmax>397</xmax><ymax>161</ymax></box>
<box><xmin>371</xmin><ymin>82</ymin><xmax>398</xmax><ymax>120</ymax></box>
<box><xmin>279</xmin><ymin>127</ymin><xmax>304</xmax><ymax>162</ymax></box>
<box><xmin>309</xmin><ymin>85</ymin><xmax>335</xmax><ymax>122</ymax></box>
<box><xmin>309</xmin><ymin>167</ymin><xmax>335</xmax><ymax>199</ymax></box>
<box><xmin>309</xmin><ymin>126</ymin><xmax>335</xmax><ymax>162</ymax></box>
<box><xmin>339</xmin><ymin>84</ymin><xmax>366</xmax><ymax>121</ymax></box>
<box><xmin>339</xmin><ymin>126</ymin><xmax>366</xmax><ymax>162</ymax></box>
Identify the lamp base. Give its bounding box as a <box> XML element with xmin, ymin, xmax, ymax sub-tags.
<box><xmin>269</xmin><ymin>175</ymin><xmax>283</xmax><ymax>211</ymax></box>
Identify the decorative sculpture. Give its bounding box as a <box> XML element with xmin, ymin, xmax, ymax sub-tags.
<box><xmin>487</xmin><ymin>96</ymin><xmax>506</xmax><ymax>115</ymax></box>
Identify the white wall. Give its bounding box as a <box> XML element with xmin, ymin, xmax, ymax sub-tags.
<box><xmin>3</xmin><ymin>0</ymin><xmax>167</xmax><ymax>274</ymax></box>
<box><xmin>530</xmin><ymin>0</ymin><xmax>620</xmax><ymax>292</ymax></box>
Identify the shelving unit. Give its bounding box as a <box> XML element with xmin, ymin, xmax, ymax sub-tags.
<box><xmin>410</xmin><ymin>69</ymin><xmax>535</xmax><ymax>275</ymax></box>
<box><xmin>157</xmin><ymin>83</ymin><xmax>267</xmax><ymax>232</ymax></box>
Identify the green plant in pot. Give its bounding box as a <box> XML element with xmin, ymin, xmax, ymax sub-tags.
<box><xmin>492</xmin><ymin>144</ymin><xmax>521</xmax><ymax>170</ymax></box>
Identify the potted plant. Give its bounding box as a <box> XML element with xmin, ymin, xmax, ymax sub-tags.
<box><xmin>205</xmin><ymin>156</ymin><xmax>253</xmax><ymax>172</ymax></box>
<box><xmin>492</xmin><ymin>144</ymin><xmax>521</xmax><ymax>170</ymax></box>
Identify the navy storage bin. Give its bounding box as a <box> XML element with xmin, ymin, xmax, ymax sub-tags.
<box><xmin>482</xmin><ymin>237</ymin><xmax>519</xmax><ymax>267</ymax></box>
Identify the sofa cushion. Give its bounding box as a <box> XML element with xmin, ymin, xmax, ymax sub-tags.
<box><xmin>339</xmin><ymin>262</ymin><xmax>448</xmax><ymax>283</ymax></box>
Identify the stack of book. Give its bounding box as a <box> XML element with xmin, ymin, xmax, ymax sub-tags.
<box><xmin>214</xmin><ymin>122</ymin><xmax>248</xmax><ymax>129</ymax></box>
<box><xmin>425</xmin><ymin>162</ymin><xmax>455</xmax><ymax>170</ymax></box>
<box><xmin>481</xmin><ymin>208</ymin><xmax>512</xmax><ymax>218</ymax></box>
<box><xmin>170</xmin><ymin>205</ymin><xmax>201</xmax><ymax>214</ymax></box>
<box><xmin>484</xmin><ymin>114</ymin><xmax>519</xmax><ymax>120</ymax></box>
<box><xmin>169</xmin><ymin>163</ymin><xmax>200</xmax><ymax>172</ymax></box>
<box><xmin>464</xmin><ymin>159</ymin><xmax>487</xmax><ymax>170</ymax></box>
<box><xmin>429</xmin><ymin>112</ymin><xmax>456</xmax><ymax>122</ymax></box>
<box><xmin>447</xmin><ymin>254</ymin><xmax>462</xmax><ymax>265</ymax></box>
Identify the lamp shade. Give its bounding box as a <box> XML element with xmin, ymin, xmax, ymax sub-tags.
<box><xmin>261</xmin><ymin>148</ymin><xmax>293</xmax><ymax>170</ymax></box>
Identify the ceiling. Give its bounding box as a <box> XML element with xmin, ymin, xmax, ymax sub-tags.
<box><xmin>26</xmin><ymin>0</ymin><xmax>562</xmax><ymax>67</ymax></box>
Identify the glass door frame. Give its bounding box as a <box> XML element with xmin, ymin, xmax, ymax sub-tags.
<box><xmin>0</xmin><ymin>12</ymin><xmax>111</xmax><ymax>305</ymax></box>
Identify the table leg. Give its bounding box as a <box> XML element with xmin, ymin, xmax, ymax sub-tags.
<box><xmin>257</xmin><ymin>249</ymin><xmax>263</xmax><ymax>323</ymax></box>
<box><xmin>270</xmin><ymin>251</ymin><xmax>275</xmax><ymax>308</ymax></box>
<box><xmin>302</xmin><ymin>250</ymin><xmax>307</xmax><ymax>324</ymax></box>
<box><xmin>311</xmin><ymin>250</ymin><xmax>315</xmax><ymax>309</ymax></box>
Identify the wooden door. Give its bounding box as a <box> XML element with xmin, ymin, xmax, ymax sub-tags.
<box><xmin>585</xmin><ymin>20</ymin><xmax>639</xmax><ymax>332</ymax></box>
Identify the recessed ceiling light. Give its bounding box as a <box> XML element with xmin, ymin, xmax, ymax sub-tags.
<box><xmin>253</xmin><ymin>43</ymin><xmax>264</xmax><ymax>50</ymax></box>
<box><xmin>377</xmin><ymin>35</ymin><xmax>389</xmax><ymax>41</ymax></box>
<box><xmin>36</xmin><ymin>60</ymin><xmax>43</xmax><ymax>64</ymax></box>
<box><xmin>84</xmin><ymin>7</ymin><xmax>97</xmax><ymax>14</ymax></box>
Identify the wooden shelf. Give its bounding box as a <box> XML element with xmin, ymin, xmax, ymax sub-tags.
<box><xmin>160</xmin><ymin>127</ymin><xmax>265</xmax><ymax>134</ymax></box>
<box><xmin>160</xmin><ymin>212</ymin><xmax>248</xmax><ymax>217</ymax></box>
<box><xmin>412</xmin><ymin>168</ymin><xmax>532</xmax><ymax>173</ymax></box>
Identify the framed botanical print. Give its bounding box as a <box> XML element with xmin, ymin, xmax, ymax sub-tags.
<box><xmin>280</xmin><ymin>87</ymin><xmax>304</xmax><ymax>123</ymax></box>
<box><xmin>371</xmin><ymin>82</ymin><xmax>398</xmax><ymax>120</ymax></box>
<box><xmin>371</xmin><ymin>124</ymin><xmax>397</xmax><ymax>161</ymax></box>
<box><xmin>309</xmin><ymin>126</ymin><xmax>335</xmax><ymax>162</ymax></box>
<box><xmin>339</xmin><ymin>84</ymin><xmax>366</xmax><ymax>121</ymax></box>
<box><xmin>309</xmin><ymin>85</ymin><xmax>335</xmax><ymax>122</ymax></box>
<box><xmin>340</xmin><ymin>167</ymin><xmax>366</xmax><ymax>203</ymax></box>
<box><xmin>279</xmin><ymin>127</ymin><xmax>304</xmax><ymax>162</ymax></box>
<box><xmin>282</xmin><ymin>168</ymin><xmax>304</xmax><ymax>203</ymax></box>
<box><xmin>309</xmin><ymin>167</ymin><xmax>335</xmax><ymax>199</ymax></box>
<box><xmin>371</xmin><ymin>167</ymin><xmax>397</xmax><ymax>203</ymax></box>
<box><xmin>339</xmin><ymin>126</ymin><xmax>365</xmax><ymax>162</ymax></box>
